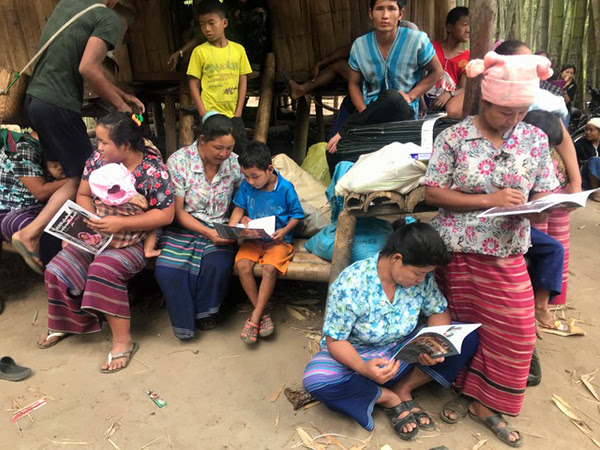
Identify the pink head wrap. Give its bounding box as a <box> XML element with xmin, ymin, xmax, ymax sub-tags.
<box><xmin>466</xmin><ymin>51</ymin><xmax>553</xmax><ymax>108</ymax></box>
<box><xmin>89</xmin><ymin>163</ymin><xmax>137</xmax><ymax>206</ymax></box>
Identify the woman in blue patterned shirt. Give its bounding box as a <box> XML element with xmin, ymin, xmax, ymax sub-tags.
<box><xmin>302</xmin><ymin>220</ymin><xmax>478</xmax><ymax>441</ymax></box>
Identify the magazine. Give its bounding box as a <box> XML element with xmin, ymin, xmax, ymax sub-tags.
<box><xmin>393</xmin><ymin>323</ymin><xmax>481</xmax><ymax>364</ymax></box>
<box><xmin>213</xmin><ymin>216</ymin><xmax>275</xmax><ymax>241</ymax></box>
<box><xmin>44</xmin><ymin>200</ymin><xmax>113</xmax><ymax>255</ymax></box>
<box><xmin>477</xmin><ymin>189</ymin><xmax>600</xmax><ymax>219</ymax></box>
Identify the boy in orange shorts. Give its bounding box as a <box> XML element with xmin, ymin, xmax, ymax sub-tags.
<box><xmin>229</xmin><ymin>141</ymin><xmax>304</xmax><ymax>344</ymax></box>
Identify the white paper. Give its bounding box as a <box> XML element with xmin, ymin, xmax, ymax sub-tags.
<box><xmin>235</xmin><ymin>215</ymin><xmax>276</xmax><ymax>235</ymax></box>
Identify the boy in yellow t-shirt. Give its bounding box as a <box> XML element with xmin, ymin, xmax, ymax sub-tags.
<box><xmin>187</xmin><ymin>0</ymin><xmax>252</xmax><ymax>149</ymax></box>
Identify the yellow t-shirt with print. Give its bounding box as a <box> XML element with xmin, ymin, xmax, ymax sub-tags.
<box><xmin>186</xmin><ymin>41</ymin><xmax>252</xmax><ymax>118</ymax></box>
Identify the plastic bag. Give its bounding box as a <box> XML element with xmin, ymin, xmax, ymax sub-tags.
<box><xmin>335</xmin><ymin>142</ymin><xmax>427</xmax><ymax>196</ymax></box>
<box><xmin>301</xmin><ymin>142</ymin><xmax>331</xmax><ymax>186</ymax></box>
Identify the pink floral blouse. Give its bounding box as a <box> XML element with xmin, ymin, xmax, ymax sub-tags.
<box><xmin>167</xmin><ymin>142</ymin><xmax>243</xmax><ymax>224</ymax></box>
<box><xmin>423</xmin><ymin>116</ymin><xmax>559</xmax><ymax>257</ymax></box>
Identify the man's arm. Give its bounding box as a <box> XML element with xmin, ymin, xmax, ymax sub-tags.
<box><xmin>406</xmin><ymin>55</ymin><xmax>443</xmax><ymax>103</ymax></box>
<box><xmin>19</xmin><ymin>177</ymin><xmax>70</xmax><ymax>202</ymax></box>
<box><xmin>348</xmin><ymin>69</ymin><xmax>366</xmax><ymax>113</ymax></box>
<box><xmin>188</xmin><ymin>77</ymin><xmax>207</xmax><ymax>118</ymax></box>
<box><xmin>235</xmin><ymin>74</ymin><xmax>247</xmax><ymax>117</ymax></box>
<box><xmin>79</xmin><ymin>37</ymin><xmax>144</xmax><ymax>113</ymax></box>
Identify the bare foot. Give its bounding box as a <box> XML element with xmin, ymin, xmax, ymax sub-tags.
<box><xmin>470</xmin><ymin>402</ymin><xmax>520</xmax><ymax>443</ymax></box>
<box><xmin>12</xmin><ymin>230</ymin><xmax>42</xmax><ymax>267</ymax></box>
<box><xmin>289</xmin><ymin>80</ymin><xmax>304</xmax><ymax>100</ymax></box>
<box><xmin>37</xmin><ymin>331</ymin><xmax>68</xmax><ymax>348</ymax></box>
<box><xmin>101</xmin><ymin>341</ymin><xmax>135</xmax><ymax>372</ymax></box>
<box><xmin>144</xmin><ymin>248</ymin><xmax>161</xmax><ymax>258</ymax></box>
<box><xmin>535</xmin><ymin>306</ymin><xmax>557</xmax><ymax>329</ymax></box>
<box><xmin>381</xmin><ymin>397</ymin><xmax>418</xmax><ymax>435</ymax></box>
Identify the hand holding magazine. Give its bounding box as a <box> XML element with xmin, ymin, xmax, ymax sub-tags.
<box><xmin>44</xmin><ymin>200</ymin><xmax>113</xmax><ymax>255</ymax></box>
<box><xmin>393</xmin><ymin>323</ymin><xmax>481</xmax><ymax>364</ymax></box>
<box><xmin>477</xmin><ymin>189</ymin><xmax>600</xmax><ymax>218</ymax></box>
<box><xmin>214</xmin><ymin>216</ymin><xmax>276</xmax><ymax>241</ymax></box>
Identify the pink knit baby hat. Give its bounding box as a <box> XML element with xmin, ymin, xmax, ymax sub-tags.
<box><xmin>89</xmin><ymin>163</ymin><xmax>137</xmax><ymax>206</ymax></box>
<box><xmin>466</xmin><ymin>51</ymin><xmax>553</xmax><ymax>107</ymax></box>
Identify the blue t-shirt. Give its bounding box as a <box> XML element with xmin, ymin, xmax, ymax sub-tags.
<box><xmin>233</xmin><ymin>172</ymin><xmax>304</xmax><ymax>243</ymax></box>
<box><xmin>348</xmin><ymin>28</ymin><xmax>435</xmax><ymax>118</ymax></box>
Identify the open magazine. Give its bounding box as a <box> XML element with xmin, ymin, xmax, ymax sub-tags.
<box><xmin>393</xmin><ymin>323</ymin><xmax>481</xmax><ymax>364</ymax></box>
<box><xmin>44</xmin><ymin>200</ymin><xmax>113</xmax><ymax>255</ymax></box>
<box><xmin>213</xmin><ymin>216</ymin><xmax>275</xmax><ymax>241</ymax></box>
<box><xmin>477</xmin><ymin>189</ymin><xmax>600</xmax><ymax>218</ymax></box>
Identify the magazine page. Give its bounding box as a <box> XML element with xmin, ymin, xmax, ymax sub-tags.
<box><xmin>393</xmin><ymin>323</ymin><xmax>481</xmax><ymax>364</ymax></box>
<box><xmin>214</xmin><ymin>222</ymin><xmax>273</xmax><ymax>241</ymax></box>
<box><xmin>477</xmin><ymin>189</ymin><xmax>599</xmax><ymax>218</ymax></box>
<box><xmin>44</xmin><ymin>200</ymin><xmax>113</xmax><ymax>255</ymax></box>
<box><xmin>236</xmin><ymin>216</ymin><xmax>276</xmax><ymax>235</ymax></box>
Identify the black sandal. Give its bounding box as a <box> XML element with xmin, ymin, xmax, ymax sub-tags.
<box><xmin>384</xmin><ymin>403</ymin><xmax>419</xmax><ymax>441</ymax></box>
<box><xmin>403</xmin><ymin>399</ymin><xmax>435</xmax><ymax>430</ymax></box>
<box><xmin>440</xmin><ymin>395</ymin><xmax>471</xmax><ymax>424</ymax></box>
<box><xmin>469</xmin><ymin>411</ymin><xmax>524</xmax><ymax>447</ymax></box>
<box><xmin>197</xmin><ymin>317</ymin><xmax>217</xmax><ymax>330</ymax></box>
<box><xmin>527</xmin><ymin>347</ymin><xmax>542</xmax><ymax>386</ymax></box>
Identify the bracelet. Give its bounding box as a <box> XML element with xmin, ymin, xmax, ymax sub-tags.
<box><xmin>178</xmin><ymin>50</ymin><xmax>184</xmax><ymax>58</ymax></box>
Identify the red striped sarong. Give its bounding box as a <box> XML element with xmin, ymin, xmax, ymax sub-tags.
<box><xmin>44</xmin><ymin>243</ymin><xmax>146</xmax><ymax>334</ymax></box>
<box><xmin>532</xmin><ymin>208</ymin><xmax>570</xmax><ymax>305</ymax></box>
<box><xmin>435</xmin><ymin>252</ymin><xmax>535</xmax><ymax>416</ymax></box>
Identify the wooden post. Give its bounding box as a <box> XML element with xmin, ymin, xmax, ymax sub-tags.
<box><xmin>462</xmin><ymin>0</ymin><xmax>498</xmax><ymax>117</ymax></box>
<box><xmin>292</xmin><ymin>95</ymin><xmax>311</xmax><ymax>163</ymax></box>
<box><xmin>254</xmin><ymin>53</ymin><xmax>276</xmax><ymax>143</ymax></box>
<box><xmin>164</xmin><ymin>95</ymin><xmax>177</xmax><ymax>158</ymax></box>
<box><xmin>329</xmin><ymin>209</ymin><xmax>357</xmax><ymax>286</ymax></box>
<box><xmin>179</xmin><ymin>82</ymin><xmax>195</xmax><ymax>147</ymax></box>
<box><xmin>315</xmin><ymin>95</ymin><xmax>325</xmax><ymax>142</ymax></box>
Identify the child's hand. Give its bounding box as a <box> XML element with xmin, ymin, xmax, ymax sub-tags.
<box><xmin>241</xmin><ymin>216</ymin><xmax>252</xmax><ymax>227</ymax></box>
<box><xmin>86</xmin><ymin>216</ymin><xmax>125</xmax><ymax>234</ymax></box>
<box><xmin>271</xmin><ymin>229</ymin><xmax>286</xmax><ymax>243</ymax></box>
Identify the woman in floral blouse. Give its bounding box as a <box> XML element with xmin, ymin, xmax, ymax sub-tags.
<box><xmin>302</xmin><ymin>220</ymin><xmax>478</xmax><ymax>441</ymax></box>
<box><xmin>423</xmin><ymin>52</ymin><xmax>559</xmax><ymax>447</ymax></box>
<box><xmin>155</xmin><ymin>114</ymin><xmax>242</xmax><ymax>340</ymax></box>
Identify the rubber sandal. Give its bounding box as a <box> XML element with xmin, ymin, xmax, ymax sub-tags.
<box><xmin>403</xmin><ymin>399</ymin><xmax>435</xmax><ymax>430</ymax></box>
<box><xmin>12</xmin><ymin>238</ymin><xmax>44</xmax><ymax>275</ymax></box>
<box><xmin>259</xmin><ymin>313</ymin><xmax>274</xmax><ymax>337</ymax></box>
<box><xmin>384</xmin><ymin>402</ymin><xmax>419</xmax><ymax>441</ymax></box>
<box><xmin>36</xmin><ymin>331</ymin><xmax>69</xmax><ymax>349</ymax></box>
<box><xmin>101</xmin><ymin>342</ymin><xmax>140</xmax><ymax>374</ymax></box>
<box><xmin>468</xmin><ymin>411</ymin><xmax>524</xmax><ymax>448</ymax></box>
<box><xmin>197</xmin><ymin>317</ymin><xmax>217</xmax><ymax>330</ymax></box>
<box><xmin>0</xmin><ymin>356</ymin><xmax>31</xmax><ymax>381</ymax></box>
<box><xmin>440</xmin><ymin>395</ymin><xmax>471</xmax><ymax>424</ymax></box>
<box><xmin>241</xmin><ymin>319</ymin><xmax>259</xmax><ymax>344</ymax></box>
<box><xmin>527</xmin><ymin>348</ymin><xmax>542</xmax><ymax>387</ymax></box>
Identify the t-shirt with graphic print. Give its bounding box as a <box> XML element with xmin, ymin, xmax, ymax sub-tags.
<box><xmin>186</xmin><ymin>41</ymin><xmax>252</xmax><ymax>118</ymax></box>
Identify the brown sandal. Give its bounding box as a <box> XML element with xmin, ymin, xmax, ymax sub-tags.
<box><xmin>241</xmin><ymin>319</ymin><xmax>259</xmax><ymax>344</ymax></box>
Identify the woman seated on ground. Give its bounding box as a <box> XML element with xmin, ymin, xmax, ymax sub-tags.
<box><xmin>37</xmin><ymin>112</ymin><xmax>174</xmax><ymax>374</ymax></box>
<box><xmin>576</xmin><ymin>118</ymin><xmax>600</xmax><ymax>199</ymax></box>
<box><xmin>303</xmin><ymin>219</ymin><xmax>478</xmax><ymax>441</ymax></box>
<box><xmin>154</xmin><ymin>113</ymin><xmax>243</xmax><ymax>340</ymax></box>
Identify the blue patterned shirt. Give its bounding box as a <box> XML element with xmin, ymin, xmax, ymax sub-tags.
<box><xmin>0</xmin><ymin>136</ymin><xmax>44</xmax><ymax>211</ymax></box>
<box><xmin>348</xmin><ymin>28</ymin><xmax>435</xmax><ymax>118</ymax></box>
<box><xmin>322</xmin><ymin>253</ymin><xmax>447</xmax><ymax>348</ymax></box>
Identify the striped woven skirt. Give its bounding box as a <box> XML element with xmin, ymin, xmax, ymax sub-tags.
<box><xmin>435</xmin><ymin>252</ymin><xmax>535</xmax><ymax>416</ymax></box>
<box><xmin>532</xmin><ymin>208</ymin><xmax>570</xmax><ymax>305</ymax></box>
<box><xmin>154</xmin><ymin>225</ymin><xmax>235</xmax><ymax>340</ymax></box>
<box><xmin>302</xmin><ymin>331</ymin><xmax>478</xmax><ymax>431</ymax></box>
<box><xmin>44</xmin><ymin>242</ymin><xmax>146</xmax><ymax>334</ymax></box>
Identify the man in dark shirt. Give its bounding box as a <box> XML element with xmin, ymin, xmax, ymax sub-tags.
<box><xmin>12</xmin><ymin>0</ymin><xmax>144</xmax><ymax>273</ymax></box>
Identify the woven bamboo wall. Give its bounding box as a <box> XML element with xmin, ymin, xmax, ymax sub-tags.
<box><xmin>269</xmin><ymin>0</ymin><xmax>456</xmax><ymax>80</ymax></box>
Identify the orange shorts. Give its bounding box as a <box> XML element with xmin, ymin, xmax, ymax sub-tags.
<box><xmin>235</xmin><ymin>241</ymin><xmax>295</xmax><ymax>275</ymax></box>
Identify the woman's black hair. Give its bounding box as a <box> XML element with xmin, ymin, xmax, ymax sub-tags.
<box><xmin>238</xmin><ymin>140</ymin><xmax>271</xmax><ymax>170</ymax></box>
<box><xmin>370</xmin><ymin>0</ymin><xmax>407</xmax><ymax>10</ymax></box>
<box><xmin>494</xmin><ymin>40</ymin><xmax>528</xmax><ymax>56</ymax></box>
<box><xmin>523</xmin><ymin>110</ymin><xmax>564</xmax><ymax>146</ymax></box>
<box><xmin>560</xmin><ymin>64</ymin><xmax>576</xmax><ymax>75</ymax></box>
<box><xmin>381</xmin><ymin>218</ymin><xmax>451</xmax><ymax>267</ymax></box>
<box><xmin>200</xmin><ymin>114</ymin><xmax>235</xmax><ymax>142</ymax></box>
<box><xmin>446</xmin><ymin>6</ymin><xmax>468</xmax><ymax>25</ymax></box>
<box><xmin>97</xmin><ymin>112</ymin><xmax>145</xmax><ymax>151</ymax></box>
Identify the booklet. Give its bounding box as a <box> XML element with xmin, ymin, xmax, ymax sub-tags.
<box><xmin>477</xmin><ymin>189</ymin><xmax>600</xmax><ymax>219</ymax></box>
<box><xmin>44</xmin><ymin>200</ymin><xmax>113</xmax><ymax>255</ymax></box>
<box><xmin>392</xmin><ymin>323</ymin><xmax>481</xmax><ymax>364</ymax></box>
<box><xmin>213</xmin><ymin>216</ymin><xmax>275</xmax><ymax>241</ymax></box>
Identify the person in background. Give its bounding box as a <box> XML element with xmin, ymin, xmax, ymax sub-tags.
<box><xmin>557</xmin><ymin>64</ymin><xmax>577</xmax><ymax>113</ymax></box>
<box><xmin>576</xmin><ymin>118</ymin><xmax>600</xmax><ymax>199</ymax></box>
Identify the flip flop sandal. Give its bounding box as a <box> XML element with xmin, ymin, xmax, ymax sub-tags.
<box><xmin>101</xmin><ymin>342</ymin><xmax>140</xmax><ymax>374</ymax></box>
<box><xmin>527</xmin><ymin>347</ymin><xmax>542</xmax><ymax>387</ymax></box>
<box><xmin>36</xmin><ymin>331</ymin><xmax>69</xmax><ymax>349</ymax></box>
<box><xmin>12</xmin><ymin>238</ymin><xmax>44</xmax><ymax>275</ymax></box>
<box><xmin>439</xmin><ymin>395</ymin><xmax>471</xmax><ymax>424</ymax></box>
<box><xmin>403</xmin><ymin>399</ymin><xmax>435</xmax><ymax>431</ymax></box>
<box><xmin>197</xmin><ymin>317</ymin><xmax>217</xmax><ymax>330</ymax></box>
<box><xmin>259</xmin><ymin>313</ymin><xmax>274</xmax><ymax>337</ymax></box>
<box><xmin>241</xmin><ymin>319</ymin><xmax>259</xmax><ymax>344</ymax></box>
<box><xmin>0</xmin><ymin>356</ymin><xmax>31</xmax><ymax>381</ymax></box>
<box><xmin>468</xmin><ymin>411</ymin><xmax>524</xmax><ymax>448</ymax></box>
<box><xmin>384</xmin><ymin>402</ymin><xmax>420</xmax><ymax>441</ymax></box>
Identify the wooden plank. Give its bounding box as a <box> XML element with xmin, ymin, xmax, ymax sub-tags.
<box><xmin>292</xmin><ymin>95</ymin><xmax>311</xmax><ymax>163</ymax></box>
<box><xmin>178</xmin><ymin>81</ymin><xmax>195</xmax><ymax>147</ymax></box>
<box><xmin>164</xmin><ymin>94</ymin><xmax>177</xmax><ymax>157</ymax></box>
<box><xmin>254</xmin><ymin>53</ymin><xmax>276</xmax><ymax>143</ymax></box>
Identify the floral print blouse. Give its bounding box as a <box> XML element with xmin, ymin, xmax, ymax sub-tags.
<box><xmin>167</xmin><ymin>141</ymin><xmax>243</xmax><ymax>224</ymax></box>
<box><xmin>322</xmin><ymin>253</ymin><xmax>447</xmax><ymax>348</ymax></box>
<box><xmin>423</xmin><ymin>117</ymin><xmax>559</xmax><ymax>257</ymax></box>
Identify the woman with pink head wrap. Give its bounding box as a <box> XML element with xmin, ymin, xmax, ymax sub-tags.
<box><xmin>422</xmin><ymin>52</ymin><xmax>560</xmax><ymax>447</ymax></box>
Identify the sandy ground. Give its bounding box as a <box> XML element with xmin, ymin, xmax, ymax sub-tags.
<box><xmin>2</xmin><ymin>206</ymin><xmax>600</xmax><ymax>450</ymax></box>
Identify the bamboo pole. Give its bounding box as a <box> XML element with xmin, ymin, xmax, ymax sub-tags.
<box><xmin>548</xmin><ymin>0</ymin><xmax>565</xmax><ymax>66</ymax></box>
<box><xmin>254</xmin><ymin>53</ymin><xmax>276</xmax><ymax>143</ymax></box>
<box><xmin>292</xmin><ymin>96</ymin><xmax>311</xmax><ymax>164</ymax></box>
<box><xmin>538</xmin><ymin>0</ymin><xmax>550</xmax><ymax>51</ymax></box>
<box><xmin>462</xmin><ymin>0</ymin><xmax>497</xmax><ymax>117</ymax></box>
<box><xmin>329</xmin><ymin>210</ymin><xmax>357</xmax><ymax>286</ymax></box>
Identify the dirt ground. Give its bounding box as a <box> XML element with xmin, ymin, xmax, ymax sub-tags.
<box><xmin>2</xmin><ymin>206</ymin><xmax>600</xmax><ymax>450</ymax></box>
